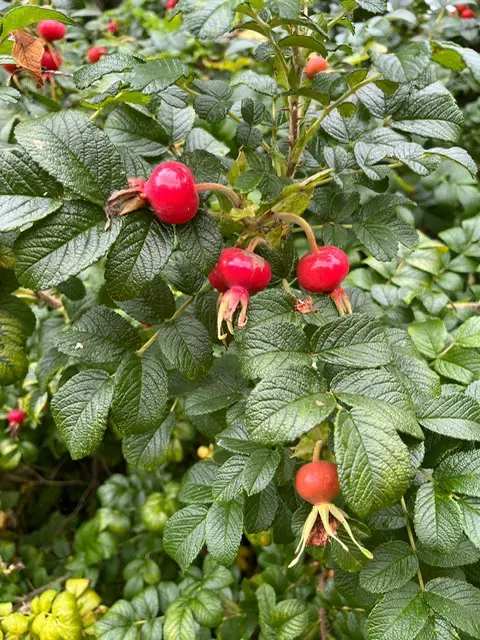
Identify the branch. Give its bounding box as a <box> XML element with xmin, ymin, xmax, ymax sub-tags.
<box><xmin>35</xmin><ymin>290</ymin><xmax>63</xmax><ymax>309</ymax></box>
<box><xmin>14</xmin><ymin>574</ymin><xmax>70</xmax><ymax>605</ymax></box>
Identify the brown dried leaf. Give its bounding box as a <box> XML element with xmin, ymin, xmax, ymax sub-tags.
<box><xmin>12</xmin><ymin>30</ymin><xmax>44</xmax><ymax>87</ymax></box>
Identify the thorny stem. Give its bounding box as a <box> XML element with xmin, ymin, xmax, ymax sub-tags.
<box><xmin>400</xmin><ymin>496</ymin><xmax>425</xmax><ymax>591</ymax></box>
<box><xmin>274</xmin><ymin>212</ymin><xmax>318</xmax><ymax>253</ymax></box>
<box><xmin>318</xmin><ymin>570</ymin><xmax>329</xmax><ymax>640</ymax></box>
<box><xmin>196</xmin><ymin>183</ymin><xmax>243</xmax><ymax>209</ymax></box>
<box><xmin>252</xmin><ymin>10</ymin><xmax>291</xmax><ymax>86</ymax></box>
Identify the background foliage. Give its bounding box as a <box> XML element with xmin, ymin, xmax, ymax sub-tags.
<box><xmin>0</xmin><ymin>0</ymin><xmax>480</xmax><ymax>638</ymax></box>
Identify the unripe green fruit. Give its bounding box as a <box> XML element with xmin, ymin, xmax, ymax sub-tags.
<box><xmin>142</xmin><ymin>493</ymin><xmax>169</xmax><ymax>532</ymax></box>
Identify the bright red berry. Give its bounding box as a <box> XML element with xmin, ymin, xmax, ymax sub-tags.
<box><xmin>295</xmin><ymin>461</ymin><xmax>341</xmax><ymax>505</ymax></box>
<box><xmin>215</xmin><ymin>247</ymin><xmax>272</xmax><ymax>293</ymax></box>
<box><xmin>3</xmin><ymin>63</ymin><xmax>18</xmax><ymax>73</ymax></box>
<box><xmin>208</xmin><ymin>266</ymin><xmax>229</xmax><ymax>292</ymax></box>
<box><xmin>41</xmin><ymin>49</ymin><xmax>62</xmax><ymax>71</ymax></box>
<box><xmin>88</xmin><ymin>46</ymin><xmax>108</xmax><ymax>63</ymax></box>
<box><xmin>38</xmin><ymin>20</ymin><xmax>67</xmax><ymax>42</ymax></box>
<box><xmin>142</xmin><ymin>162</ymin><xmax>199</xmax><ymax>224</ymax></box>
<box><xmin>297</xmin><ymin>246</ymin><xmax>349</xmax><ymax>293</ymax></box>
<box><xmin>305</xmin><ymin>56</ymin><xmax>329</xmax><ymax>79</ymax></box>
<box><xmin>456</xmin><ymin>3</ymin><xmax>468</xmax><ymax>9</ymax></box>
<box><xmin>107</xmin><ymin>21</ymin><xmax>118</xmax><ymax>33</ymax></box>
<box><xmin>165</xmin><ymin>0</ymin><xmax>178</xmax><ymax>8</ymax></box>
<box><xmin>461</xmin><ymin>8</ymin><xmax>475</xmax><ymax>17</ymax></box>
<box><xmin>7</xmin><ymin>409</ymin><xmax>27</xmax><ymax>425</ymax></box>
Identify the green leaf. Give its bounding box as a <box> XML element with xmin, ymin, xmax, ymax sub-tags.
<box><xmin>105</xmin><ymin>105</ymin><xmax>168</xmax><ymax>157</ymax></box>
<box><xmin>16</xmin><ymin>111</ymin><xmax>126</xmax><ymax>206</ymax></box>
<box><xmin>56</xmin><ymin>306</ymin><xmax>140</xmax><ymax>369</ymax></box>
<box><xmin>206</xmin><ymin>499</ymin><xmax>243</xmax><ymax>566</ymax></box>
<box><xmin>425</xmin><ymin>578</ymin><xmax>480</xmax><ymax>637</ymax></box>
<box><xmin>408</xmin><ymin>320</ymin><xmax>448</xmax><ymax>359</ymax></box>
<box><xmin>418</xmin><ymin>537</ymin><xmax>480</xmax><ymax>568</ymax></box>
<box><xmin>189</xmin><ymin>589</ymin><xmax>223</xmax><ymax>627</ymax></box>
<box><xmin>242</xmin><ymin>448</ymin><xmax>281</xmax><ymax>496</ymax></box>
<box><xmin>118</xmin><ymin>274</ymin><xmax>176</xmax><ymax>324</ymax></box>
<box><xmin>105</xmin><ymin>212</ymin><xmax>174</xmax><ymax>301</ymax></box>
<box><xmin>359</xmin><ymin>541</ymin><xmax>419</xmax><ymax>594</ymax></box>
<box><xmin>111</xmin><ymin>353</ymin><xmax>168</xmax><ymax>435</ymax></box>
<box><xmin>332</xmin><ymin>368</ymin><xmax>423</xmax><ymax>439</ymax></box>
<box><xmin>163</xmin><ymin>251</ymin><xmax>206</xmax><ymax>295</ymax></box>
<box><xmin>231</xmin><ymin>70</ymin><xmax>279</xmax><ymax>96</ymax></box>
<box><xmin>455</xmin><ymin>317</ymin><xmax>480</xmax><ymax>348</ymax></box>
<box><xmin>246</xmin><ymin>367</ymin><xmax>335</xmax><ymax>445</ymax></box>
<box><xmin>245</xmin><ymin>484</ymin><xmax>279</xmax><ymax>532</ymax></box>
<box><xmin>434</xmin><ymin>347</ymin><xmax>480</xmax><ymax>385</ymax></box>
<box><xmin>256</xmin><ymin>583</ymin><xmax>276</xmax><ymax>636</ymax></box>
<box><xmin>356</xmin><ymin>0</ymin><xmax>387</xmax><ymax>12</ymax></box>
<box><xmin>193</xmin><ymin>80</ymin><xmax>233</xmax><ymax>123</ymax></box>
<box><xmin>157</xmin><ymin>101</ymin><xmax>195</xmax><ymax>144</ymax></box>
<box><xmin>158</xmin><ymin>315</ymin><xmax>212</xmax><ymax>380</ymax></box>
<box><xmin>179</xmin><ymin>0</ymin><xmax>244</xmax><ymax>40</ymax></box>
<box><xmin>392</xmin><ymin>82</ymin><xmax>463</xmax><ymax>143</ymax></box>
<box><xmin>163</xmin><ymin>601</ymin><xmax>195</xmax><ymax>640</ymax></box>
<box><xmin>418</xmin><ymin>393</ymin><xmax>480</xmax><ymax>440</ymax></box>
<box><xmin>212</xmin><ymin>455</ymin><xmax>246</xmax><ymax>501</ymax></box>
<box><xmin>14</xmin><ymin>201</ymin><xmax>120</xmax><ymax>289</ymax></box>
<box><xmin>1</xmin><ymin>6</ymin><xmax>74</xmax><ymax>36</ymax></box>
<box><xmin>74</xmin><ymin>54</ymin><xmax>142</xmax><ymax>90</ymax></box>
<box><xmin>128</xmin><ymin>59</ymin><xmax>188</xmax><ymax>95</ymax></box>
<box><xmin>434</xmin><ymin>450</ymin><xmax>480</xmax><ymax>497</ymax></box>
<box><xmin>460</xmin><ymin>497</ymin><xmax>480</xmax><ymax>549</ymax></box>
<box><xmin>0</xmin><ymin>294</ymin><xmax>34</xmax><ymax>386</ymax></box>
<box><xmin>96</xmin><ymin>600</ymin><xmax>137</xmax><ymax>640</ymax></box>
<box><xmin>414</xmin><ymin>483</ymin><xmax>463</xmax><ymax>552</ymax></box>
<box><xmin>366</xmin><ymin>582</ymin><xmax>429</xmax><ymax>640</ymax></box>
<box><xmin>334</xmin><ymin>408</ymin><xmax>412</xmax><ymax>517</ymax></box>
<box><xmin>132</xmin><ymin>587</ymin><xmax>159</xmax><ymax>619</ymax></box>
<box><xmin>313</xmin><ymin>314</ymin><xmax>392</xmax><ymax>368</ymax></box>
<box><xmin>0</xmin><ymin>195</ymin><xmax>61</xmax><ymax>233</ymax></box>
<box><xmin>425</xmin><ymin>147</ymin><xmax>477</xmax><ymax>178</ymax></box>
<box><xmin>238</xmin><ymin>321</ymin><xmax>310</xmax><ymax>379</ymax></box>
<box><xmin>51</xmin><ymin>370</ymin><xmax>114</xmax><ymax>460</ymax></box>
<box><xmin>370</xmin><ymin>42</ymin><xmax>431</xmax><ymax>83</ymax></box>
<box><xmin>122</xmin><ymin>413</ymin><xmax>175</xmax><ymax>470</ymax></box>
<box><xmin>179</xmin><ymin>461</ymin><xmax>216</xmax><ymax>505</ymax></box>
<box><xmin>176</xmin><ymin>212</ymin><xmax>222</xmax><ymax>275</ymax></box>
<box><xmin>270</xmin><ymin>599</ymin><xmax>309</xmax><ymax>640</ymax></box>
<box><xmin>163</xmin><ymin>505</ymin><xmax>208</xmax><ymax>572</ymax></box>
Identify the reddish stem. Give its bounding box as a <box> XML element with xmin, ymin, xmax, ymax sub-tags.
<box><xmin>196</xmin><ymin>183</ymin><xmax>242</xmax><ymax>208</ymax></box>
<box><xmin>273</xmin><ymin>213</ymin><xmax>319</xmax><ymax>253</ymax></box>
<box><xmin>246</xmin><ymin>237</ymin><xmax>267</xmax><ymax>253</ymax></box>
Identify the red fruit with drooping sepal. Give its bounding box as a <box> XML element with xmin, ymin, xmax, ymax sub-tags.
<box><xmin>208</xmin><ymin>266</ymin><xmax>229</xmax><ymax>292</ymax></box>
<box><xmin>295</xmin><ymin>460</ymin><xmax>341</xmax><ymax>505</ymax></box>
<box><xmin>216</xmin><ymin>247</ymin><xmax>272</xmax><ymax>294</ymax></box>
<box><xmin>305</xmin><ymin>56</ymin><xmax>328</xmax><ymax>79</ymax></box>
<box><xmin>88</xmin><ymin>46</ymin><xmax>108</xmax><ymax>63</ymax></box>
<box><xmin>297</xmin><ymin>246</ymin><xmax>349</xmax><ymax>293</ymax></box>
<box><xmin>7</xmin><ymin>409</ymin><xmax>27</xmax><ymax>425</ymax></box>
<box><xmin>461</xmin><ymin>8</ymin><xmax>475</xmax><ymax>17</ymax></box>
<box><xmin>38</xmin><ymin>20</ymin><xmax>67</xmax><ymax>42</ymax></box>
<box><xmin>41</xmin><ymin>49</ymin><xmax>62</xmax><ymax>71</ymax></box>
<box><xmin>165</xmin><ymin>0</ymin><xmax>178</xmax><ymax>8</ymax></box>
<box><xmin>107</xmin><ymin>21</ymin><xmax>118</xmax><ymax>33</ymax></box>
<box><xmin>142</xmin><ymin>162</ymin><xmax>199</xmax><ymax>224</ymax></box>
<box><xmin>3</xmin><ymin>63</ymin><xmax>18</xmax><ymax>73</ymax></box>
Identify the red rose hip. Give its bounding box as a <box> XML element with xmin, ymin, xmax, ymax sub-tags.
<box><xmin>107</xmin><ymin>21</ymin><xmax>118</xmax><ymax>33</ymax></box>
<box><xmin>295</xmin><ymin>461</ymin><xmax>341</xmax><ymax>505</ymax></box>
<box><xmin>41</xmin><ymin>49</ymin><xmax>62</xmax><ymax>71</ymax></box>
<box><xmin>38</xmin><ymin>20</ymin><xmax>67</xmax><ymax>42</ymax></box>
<box><xmin>3</xmin><ymin>63</ymin><xmax>18</xmax><ymax>73</ymax></box>
<box><xmin>7</xmin><ymin>409</ymin><xmax>27</xmax><ymax>425</ymax></box>
<box><xmin>305</xmin><ymin>56</ymin><xmax>328</xmax><ymax>79</ymax></box>
<box><xmin>88</xmin><ymin>46</ymin><xmax>108</xmax><ymax>63</ymax></box>
<box><xmin>461</xmin><ymin>8</ymin><xmax>475</xmax><ymax>17</ymax></box>
<box><xmin>208</xmin><ymin>266</ymin><xmax>228</xmax><ymax>292</ymax></box>
<box><xmin>142</xmin><ymin>162</ymin><xmax>199</xmax><ymax>224</ymax></box>
<box><xmin>216</xmin><ymin>247</ymin><xmax>272</xmax><ymax>293</ymax></box>
<box><xmin>165</xmin><ymin>0</ymin><xmax>178</xmax><ymax>8</ymax></box>
<box><xmin>297</xmin><ymin>246</ymin><xmax>349</xmax><ymax>293</ymax></box>
<box><xmin>456</xmin><ymin>3</ymin><xmax>468</xmax><ymax>10</ymax></box>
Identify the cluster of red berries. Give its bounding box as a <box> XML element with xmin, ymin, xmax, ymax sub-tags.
<box><xmin>456</xmin><ymin>3</ymin><xmax>475</xmax><ymax>18</ymax></box>
<box><xmin>39</xmin><ymin>20</ymin><xmax>66</xmax><ymax>71</ymax></box>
